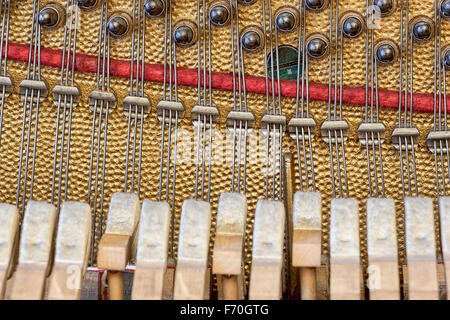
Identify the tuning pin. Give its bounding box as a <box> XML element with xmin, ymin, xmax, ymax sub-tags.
<box><xmin>209</xmin><ymin>1</ymin><xmax>232</xmax><ymax>27</ymax></box>
<box><xmin>306</xmin><ymin>34</ymin><xmax>329</xmax><ymax>60</ymax></box>
<box><xmin>275</xmin><ymin>6</ymin><xmax>299</xmax><ymax>33</ymax></box>
<box><xmin>441</xmin><ymin>0</ymin><xmax>450</xmax><ymax>19</ymax></box>
<box><xmin>240</xmin><ymin>25</ymin><xmax>264</xmax><ymax>53</ymax></box>
<box><xmin>341</xmin><ymin>12</ymin><xmax>364</xmax><ymax>39</ymax></box>
<box><xmin>412</xmin><ymin>21</ymin><xmax>432</xmax><ymax>41</ymax></box>
<box><xmin>144</xmin><ymin>0</ymin><xmax>166</xmax><ymax>19</ymax></box>
<box><xmin>375</xmin><ymin>40</ymin><xmax>398</xmax><ymax>66</ymax></box>
<box><xmin>443</xmin><ymin>47</ymin><xmax>450</xmax><ymax>70</ymax></box>
<box><xmin>238</xmin><ymin>0</ymin><xmax>257</xmax><ymax>5</ymax></box>
<box><xmin>173</xmin><ymin>20</ymin><xmax>197</xmax><ymax>48</ymax></box>
<box><xmin>410</xmin><ymin>16</ymin><xmax>434</xmax><ymax>43</ymax></box>
<box><xmin>77</xmin><ymin>0</ymin><xmax>98</xmax><ymax>10</ymax></box>
<box><xmin>305</xmin><ymin>0</ymin><xmax>329</xmax><ymax>11</ymax></box>
<box><xmin>38</xmin><ymin>4</ymin><xmax>64</xmax><ymax>29</ymax></box>
<box><xmin>107</xmin><ymin>13</ymin><xmax>131</xmax><ymax>38</ymax></box>
<box><xmin>372</xmin><ymin>0</ymin><xmax>395</xmax><ymax>16</ymax></box>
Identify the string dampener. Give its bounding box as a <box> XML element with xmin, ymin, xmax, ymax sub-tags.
<box><xmin>248</xmin><ymin>0</ymin><xmax>289</xmax><ymax>300</ymax></box>
<box><xmin>212</xmin><ymin>0</ymin><xmax>256</xmax><ymax>300</ymax></box>
<box><xmin>288</xmin><ymin>0</ymin><xmax>326</xmax><ymax>301</ymax></box>
<box><xmin>325</xmin><ymin>4</ymin><xmax>363</xmax><ymax>300</ymax></box>
<box><xmin>431</xmin><ymin>0</ymin><xmax>450</xmax><ymax>299</ymax></box>
<box><xmin>362</xmin><ymin>1</ymin><xmax>400</xmax><ymax>300</ymax></box>
<box><xmin>132</xmin><ymin>0</ymin><xmax>183</xmax><ymax>300</ymax></box>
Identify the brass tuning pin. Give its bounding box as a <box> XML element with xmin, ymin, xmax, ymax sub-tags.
<box><xmin>144</xmin><ymin>0</ymin><xmax>167</xmax><ymax>19</ymax></box>
<box><xmin>340</xmin><ymin>11</ymin><xmax>365</xmax><ymax>39</ymax></box>
<box><xmin>77</xmin><ymin>0</ymin><xmax>98</xmax><ymax>10</ymax></box>
<box><xmin>374</xmin><ymin>39</ymin><xmax>399</xmax><ymax>66</ymax></box>
<box><xmin>209</xmin><ymin>0</ymin><xmax>232</xmax><ymax>27</ymax></box>
<box><xmin>107</xmin><ymin>12</ymin><xmax>132</xmax><ymax>39</ymax></box>
<box><xmin>305</xmin><ymin>0</ymin><xmax>329</xmax><ymax>11</ymax></box>
<box><xmin>410</xmin><ymin>15</ymin><xmax>434</xmax><ymax>43</ymax></box>
<box><xmin>372</xmin><ymin>0</ymin><xmax>397</xmax><ymax>17</ymax></box>
<box><xmin>275</xmin><ymin>6</ymin><xmax>299</xmax><ymax>33</ymax></box>
<box><xmin>38</xmin><ymin>3</ymin><xmax>65</xmax><ymax>29</ymax></box>
<box><xmin>173</xmin><ymin>20</ymin><xmax>198</xmax><ymax>48</ymax></box>
<box><xmin>240</xmin><ymin>25</ymin><xmax>264</xmax><ymax>53</ymax></box>
<box><xmin>306</xmin><ymin>33</ymin><xmax>330</xmax><ymax>60</ymax></box>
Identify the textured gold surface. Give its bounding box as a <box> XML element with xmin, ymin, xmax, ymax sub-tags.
<box><xmin>1</xmin><ymin>0</ymin><xmax>449</xmax><ymax>297</ymax></box>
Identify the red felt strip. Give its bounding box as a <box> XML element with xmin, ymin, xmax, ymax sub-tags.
<box><xmin>4</xmin><ymin>42</ymin><xmax>448</xmax><ymax>113</ymax></box>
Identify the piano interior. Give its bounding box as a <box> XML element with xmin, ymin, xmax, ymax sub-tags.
<box><xmin>0</xmin><ymin>0</ymin><xmax>448</xmax><ymax>300</ymax></box>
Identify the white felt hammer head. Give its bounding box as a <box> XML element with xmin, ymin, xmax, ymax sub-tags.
<box><xmin>105</xmin><ymin>192</ymin><xmax>141</xmax><ymax>236</ymax></box>
<box><xmin>19</xmin><ymin>200</ymin><xmax>57</xmax><ymax>265</ymax></box>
